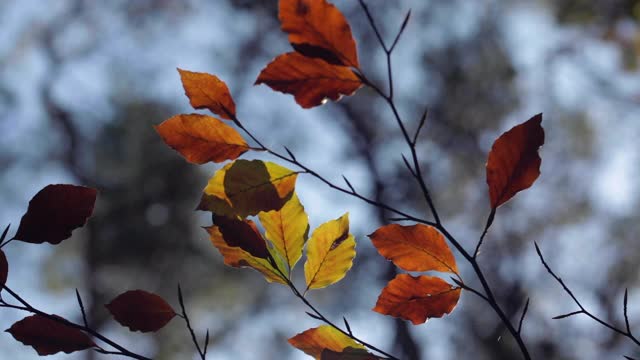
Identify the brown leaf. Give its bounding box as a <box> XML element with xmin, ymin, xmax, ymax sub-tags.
<box><xmin>14</xmin><ymin>184</ymin><xmax>97</xmax><ymax>244</ymax></box>
<box><xmin>288</xmin><ymin>325</ymin><xmax>365</xmax><ymax>359</ymax></box>
<box><xmin>368</xmin><ymin>224</ymin><xmax>458</xmax><ymax>274</ymax></box>
<box><xmin>6</xmin><ymin>314</ymin><xmax>95</xmax><ymax>355</ymax></box>
<box><xmin>321</xmin><ymin>348</ymin><xmax>384</xmax><ymax>360</ymax></box>
<box><xmin>106</xmin><ymin>290</ymin><xmax>176</xmax><ymax>332</ymax></box>
<box><xmin>279</xmin><ymin>0</ymin><xmax>359</xmax><ymax>68</ymax></box>
<box><xmin>178</xmin><ymin>68</ymin><xmax>236</xmax><ymax>120</ymax></box>
<box><xmin>0</xmin><ymin>249</ymin><xmax>7</xmax><ymax>289</ymax></box>
<box><xmin>373</xmin><ymin>274</ymin><xmax>460</xmax><ymax>325</ymax></box>
<box><xmin>255</xmin><ymin>52</ymin><xmax>362</xmax><ymax>109</ymax></box>
<box><xmin>486</xmin><ymin>114</ymin><xmax>544</xmax><ymax>208</ymax></box>
<box><xmin>155</xmin><ymin>113</ymin><xmax>249</xmax><ymax>164</ymax></box>
<box><xmin>214</xmin><ymin>216</ymin><xmax>269</xmax><ymax>259</ymax></box>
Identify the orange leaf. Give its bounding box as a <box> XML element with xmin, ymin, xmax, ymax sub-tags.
<box><xmin>106</xmin><ymin>290</ymin><xmax>176</xmax><ymax>333</ymax></box>
<box><xmin>205</xmin><ymin>226</ymin><xmax>287</xmax><ymax>284</ymax></box>
<box><xmin>486</xmin><ymin>114</ymin><xmax>544</xmax><ymax>208</ymax></box>
<box><xmin>14</xmin><ymin>184</ymin><xmax>97</xmax><ymax>245</ymax></box>
<box><xmin>155</xmin><ymin>114</ymin><xmax>249</xmax><ymax>164</ymax></box>
<box><xmin>214</xmin><ymin>216</ymin><xmax>269</xmax><ymax>259</ymax></box>
<box><xmin>0</xmin><ymin>249</ymin><xmax>7</xmax><ymax>290</ymax></box>
<box><xmin>288</xmin><ymin>325</ymin><xmax>365</xmax><ymax>359</ymax></box>
<box><xmin>368</xmin><ymin>224</ymin><xmax>458</xmax><ymax>274</ymax></box>
<box><xmin>373</xmin><ymin>274</ymin><xmax>460</xmax><ymax>325</ymax></box>
<box><xmin>178</xmin><ymin>68</ymin><xmax>236</xmax><ymax>120</ymax></box>
<box><xmin>279</xmin><ymin>0</ymin><xmax>359</xmax><ymax>68</ymax></box>
<box><xmin>255</xmin><ymin>52</ymin><xmax>362</xmax><ymax>109</ymax></box>
<box><xmin>6</xmin><ymin>314</ymin><xmax>95</xmax><ymax>355</ymax></box>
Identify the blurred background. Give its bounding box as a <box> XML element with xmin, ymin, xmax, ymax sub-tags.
<box><xmin>1</xmin><ymin>0</ymin><xmax>640</xmax><ymax>359</ymax></box>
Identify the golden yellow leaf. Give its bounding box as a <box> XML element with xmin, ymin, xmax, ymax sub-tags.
<box><xmin>288</xmin><ymin>325</ymin><xmax>365</xmax><ymax>359</ymax></box>
<box><xmin>197</xmin><ymin>160</ymin><xmax>298</xmax><ymax>218</ymax></box>
<box><xmin>304</xmin><ymin>213</ymin><xmax>355</xmax><ymax>291</ymax></box>
<box><xmin>258</xmin><ymin>193</ymin><xmax>309</xmax><ymax>271</ymax></box>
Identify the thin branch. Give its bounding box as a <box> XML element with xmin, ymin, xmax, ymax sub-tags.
<box><xmin>178</xmin><ymin>285</ymin><xmax>205</xmax><ymax>360</ymax></box>
<box><xmin>401</xmin><ymin>154</ymin><xmax>416</xmax><ymax>177</ymax></box>
<box><xmin>625</xmin><ymin>289</ymin><xmax>632</xmax><ymax>336</ymax></box>
<box><xmin>75</xmin><ymin>289</ymin><xmax>89</xmax><ymax>328</ymax></box>
<box><xmin>552</xmin><ymin>310</ymin><xmax>583</xmax><ymax>320</ymax></box>
<box><xmin>517</xmin><ymin>298</ymin><xmax>530</xmax><ymax>334</ymax></box>
<box><xmin>473</xmin><ymin>208</ymin><xmax>496</xmax><ymax>259</ymax></box>
<box><xmin>389</xmin><ymin>10</ymin><xmax>411</xmax><ymax>53</ymax></box>
<box><xmin>412</xmin><ymin>107</ymin><xmax>428</xmax><ymax>145</ymax></box>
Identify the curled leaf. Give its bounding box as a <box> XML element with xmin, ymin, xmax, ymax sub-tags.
<box><xmin>255</xmin><ymin>52</ymin><xmax>362</xmax><ymax>109</ymax></box>
<box><xmin>106</xmin><ymin>290</ymin><xmax>176</xmax><ymax>332</ymax></box>
<box><xmin>368</xmin><ymin>224</ymin><xmax>458</xmax><ymax>274</ymax></box>
<box><xmin>205</xmin><ymin>226</ymin><xmax>287</xmax><ymax>284</ymax></box>
<box><xmin>486</xmin><ymin>114</ymin><xmax>544</xmax><ymax>208</ymax></box>
<box><xmin>304</xmin><ymin>213</ymin><xmax>355</xmax><ymax>291</ymax></box>
<box><xmin>198</xmin><ymin>159</ymin><xmax>298</xmax><ymax>218</ymax></box>
<box><xmin>155</xmin><ymin>114</ymin><xmax>249</xmax><ymax>164</ymax></box>
<box><xmin>279</xmin><ymin>0</ymin><xmax>359</xmax><ymax>68</ymax></box>
<box><xmin>214</xmin><ymin>216</ymin><xmax>269</xmax><ymax>259</ymax></box>
<box><xmin>14</xmin><ymin>184</ymin><xmax>97</xmax><ymax>244</ymax></box>
<box><xmin>6</xmin><ymin>314</ymin><xmax>95</xmax><ymax>355</ymax></box>
<box><xmin>373</xmin><ymin>274</ymin><xmax>460</xmax><ymax>325</ymax></box>
<box><xmin>178</xmin><ymin>68</ymin><xmax>236</xmax><ymax>120</ymax></box>
<box><xmin>288</xmin><ymin>325</ymin><xmax>365</xmax><ymax>359</ymax></box>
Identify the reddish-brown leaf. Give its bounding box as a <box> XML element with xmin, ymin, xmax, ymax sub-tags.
<box><xmin>178</xmin><ymin>68</ymin><xmax>236</xmax><ymax>120</ymax></box>
<box><xmin>106</xmin><ymin>290</ymin><xmax>176</xmax><ymax>332</ymax></box>
<box><xmin>255</xmin><ymin>52</ymin><xmax>362</xmax><ymax>109</ymax></box>
<box><xmin>6</xmin><ymin>314</ymin><xmax>95</xmax><ymax>355</ymax></box>
<box><xmin>373</xmin><ymin>274</ymin><xmax>460</xmax><ymax>325</ymax></box>
<box><xmin>368</xmin><ymin>224</ymin><xmax>458</xmax><ymax>275</ymax></box>
<box><xmin>486</xmin><ymin>114</ymin><xmax>544</xmax><ymax>209</ymax></box>
<box><xmin>279</xmin><ymin>0</ymin><xmax>359</xmax><ymax>68</ymax></box>
<box><xmin>0</xmin><ymin>249</ymin><xmax>7</xmax><ymax>289</ymax></box>
<box><xmin>14</xmin><ymin>184</ymin><xmax>97</xmax><ymax>244</ymax></box>
<box><xmin>155</xmin><ymin>113</ymin><xmax>249</xmax><ymax>164</ymax></box>
<box><xmin>214</xmin><ymin>216</ymin><xmax>269</xmax><ymax>259</ymax></box>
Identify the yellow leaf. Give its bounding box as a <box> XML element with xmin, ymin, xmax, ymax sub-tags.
<box><xmin>198</xmin><ymin>159</ymin><xmax>298</xmax><ymax>218</ymax></box>
<box><xmin>258</xmin><ymin>193</ymin><xmax>309</xmax><ymax>271</ymax></box>
<box><xmin>288</xmin><ymin>325</ymin><xmax>365</xmax><ymax>360</ymax></box>
<box><xmin>205</xmin><ymin>226</ymin><xmax>286</xmax><ymax>284</ymax></box>
<box><xmin>304</xmin><ymin>213</ymin><xmax>355</xmax><ymax>291</ymax></box>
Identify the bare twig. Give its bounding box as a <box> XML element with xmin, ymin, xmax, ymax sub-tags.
<box><xmin>178</xmin><ymin>285</ymin><xmax>206</xmax><ymax>360</ymax></box>
<box><xmin>517</xmin><ymin>298</ymin><xmax>530</xmax><ymax>334</ymax></box>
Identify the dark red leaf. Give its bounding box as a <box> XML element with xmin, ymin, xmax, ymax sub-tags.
<box><xmin>106</xmin><ymin>290</ymin><xmax>176</xmax><ymax>332</ymax></box>
<box><xmin>6</xmin><ymin>314</ymin><xmax>95</xmax><ymax>355</ymax></box>
<box><xmin>14</xmin><ymin>184</ymin><xmax>97</xmax><ymax>244</ymax></box>
<box><xmin>0</xmin><ymin>249</ymin><xmax>7</xmax><ymax>289</ymax></box>
<box><xmin>214</xmin><ymin>216</ymin><xmax>270</xmax><ymax>259</ymax></box>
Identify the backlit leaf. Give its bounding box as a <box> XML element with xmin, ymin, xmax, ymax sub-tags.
<box><xmin>258</xmin><ymin>193</ymin><xmax>308</xmax><ymax>271</ymax></box>
<box><xmin>486</xmin><ymin>114</ymin><xmax>544</xmax><ymax>209</ymax></box>
<box><xmin>255</xmin><ymin>52</ymin><xmax>362</xmax><ymax>109</ymax></box>
<box><xmin>205</xmin><ymin>226</ymin><xmax>287</xmax><ymax>284</ymax></box>
<box><xmin>0</xmin><ymin>249</ymin><xmax>7</xmax><ymax>290</ymax></box>
<box><xmin>321</xmin><ymin>348</ymin><xmax>384</xmax><ymax>360</ymax></box>
<box><xmin>155</xmin><ymin>114</ymin><xmax>249</xmax><ymax>164</ymax></box>
<box><xmin>198</xmin><ymin>159</ymin><xmax>298</xmax><ymax>218</ymax></box>
<box><xmin>279</xmin><ymin>0</ymin><xmax>359</xmax><ymax>68</ymax></box>
<box><xmin>373</xmin><ymin>274</ymin><xmax>460</xmax><ymax>325</ymax></box>
<box><xmin>6</xmin><ymin>314</ymin><xmax>95</xmax><ymax>355</ymax></box>
<box><xmin>368</xmin><ymin>224</ymin><xmax>458</xmax><ymax>274</ymax></box>
<box><xmin>14</xmin><ymin>184</ymin><xmax>97</xmax><ymax>244</ymax></box>
<box><xmin>106</xmin><ymin>290</ymin><xmax>176</xmax><ymax>333</ymax></box>
<box><xmin>289</xmin><ymin>325</ymin><xmax>365</xmax><ymax>359</ymax></box>
<box><xmin>304</xmin><ymin>213</ymin><xmax>355</xmax><ymax>291</ymax></box>
<box><xmin>214</xmin><ymin>216</ymin><xmax>269</xmax><ymax>259</ymax></box>
<box><xmin>178</xmin><ymin>68</ymin><xmax>236</xmax><ymax>120</ymax></box>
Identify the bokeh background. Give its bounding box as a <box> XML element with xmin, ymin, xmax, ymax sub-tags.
<box><xmin>1</xmin><ymin>0</ymin><xmax>640</xmax><ymax>359</ymax></box>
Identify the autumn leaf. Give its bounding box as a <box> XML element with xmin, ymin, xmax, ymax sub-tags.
<box><xmin>205</xmin><ymin>226</ymin><xmax>287</xmax><ymax>284</ymax></box>
<box><xmin>198</xmin><ymin>159</ymin><xmax>298</xmax><ymax>218</ymax></box>
<box><xmin>279</xmin><ymin>0</ymin><xmax>359</xmax><ymax>68</ymax></box>
<box><xmin>373</xmin><ymin>274</ymin><xmax>460</xmax><ymax>325</ymax></box>
<box><xmin>0</xmin><ymin>249</ymin><xmax>7</xmax><ymax>290</ymax></box>
<box><xmin>289</xmin><ymin>325</ymin><xmax>365</xmax><ymax>359</ymax></box>
<box><xmin>214</xmin><ymin>216</ymin><xmax>269</xmax><ymax>259</ymax></box>
<box><xmin>14</xmin><ymin>184</ymin><xmax>97</xmax><ymax>244</ymax></box>
<box><xmin>486</xmin><ymin>114</ymin><xmax>544</xmax><ymax>209</ymax></box>
<box><xmin>368</xmin><ymin>224</ymin><xmax>458</xmax><ymax>274</ymax></box>
<box><xmin>6</xmin><ymin>314</ymin><xmax>95</xmax><ymax>355</ymax></box>
<box><xmin>304</xmin><ymin>213</ymin><xmax>355</xmax><ymax>291</ymax></box>
<box><xmin>106</xmin><ymin>290</ymin><xmax>176</xmax><ymax>333</ymax></box>
<box><xmin>321</xmin><ymin>348</ymin><xmax>384</xmax><ymax>360</ymax></box>
<box><xmin>255</xmin><ymin>52</ymin><xmax>362</xmax><ymax>109</ymax></box>
<box><xmin>155</xmin><ymin>114</ymin><xmax>250</xmax><ymax>164</ymax></box>
<box><xmin>178</xmin><ymin>68</ymin><xmax>236</xmax><ymax>120</ymax></box>
<box><xmin>258</xmin><ymin>193</ymin><xmax>308</xmax><ymax>271</ymax></box>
